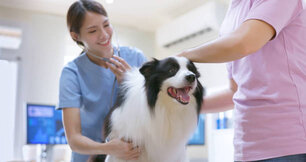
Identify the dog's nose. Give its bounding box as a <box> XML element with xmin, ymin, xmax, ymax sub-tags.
<box><xmin>185</xmin><ymin>74</ymin><xmax>195</xmax><ymax>83</ymax></box>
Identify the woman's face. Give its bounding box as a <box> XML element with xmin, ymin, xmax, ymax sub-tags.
<box><xmin>78</xmin><ymin>11</ymin><xmax>113</xmax><ymax>57</ymax></box>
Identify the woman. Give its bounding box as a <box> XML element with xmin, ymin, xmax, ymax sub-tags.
<box><xmin>57</xmin><ymin>0</ymin><xmax>146</xmax><ymax>161</ymax></box>
<box><xmin>179</xmin><ymin>0</ymin><xmax>306</xmax><ymax>161</ymax></box>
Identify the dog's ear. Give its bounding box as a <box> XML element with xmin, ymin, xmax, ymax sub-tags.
<box><xmin>139</xmin><ymin>58</ymin><xmax>159</xmax><ymax>78</ymax></box>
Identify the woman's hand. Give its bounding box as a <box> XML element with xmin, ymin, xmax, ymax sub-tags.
<box><xmin>106</xmin><ymin>55</ymin><xmax>131</xmax><ymax>83</ymax></box>
<box><xmin>105</xmin><ymin>138</ymin><xmax>141</xmax><ymax>160</ymax></box>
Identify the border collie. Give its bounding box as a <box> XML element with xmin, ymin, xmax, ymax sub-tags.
<box><xmin>102</xmin><ymin>56</ymin><xmax>204</xmax><ymax>162</ymax></box>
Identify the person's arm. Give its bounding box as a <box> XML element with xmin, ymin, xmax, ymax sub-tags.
<box><xmin>179</xmin><ymin>19</ymin><xmax>275</xmax><ymax>63</ymax></box>
<box><xmin>62</xmin><ymin>108</ymin><xmax>140</xmax><ymax>160</ymax></box>
<box><xmin>201</xmin><ymin>79</ymin><xmax>237</xmax><ymax>113</ymax></box>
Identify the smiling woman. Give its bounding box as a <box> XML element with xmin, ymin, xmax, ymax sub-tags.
<box><xmin>56</xmin><ymin>0</ymin><xmax>147</xmax><ymax>162</ymax></box>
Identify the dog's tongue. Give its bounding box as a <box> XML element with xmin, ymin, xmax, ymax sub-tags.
<box><xmin>177</xmin><ymin>88</ymin><xmax>190</xmax><ymax>102</ymax></box>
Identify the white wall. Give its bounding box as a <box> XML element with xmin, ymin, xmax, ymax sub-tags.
<box><xmin>113</xmin><ymin>25</ymin><xmax>155</xmax><ymax>58</ymax></box>
<box><xmin>0</xmin><ymin>60</ymin><xmax>18</xmax><ymax>161</ymax></box>
<box><xmin>0</xmin><ymin>6</ymin><xmax>67</xmax><ymax>159</ymax></box>
<box><xmin>0</xmin><ymin>6</ymin><xmax>155</xmax><ymax>160</ymax></box>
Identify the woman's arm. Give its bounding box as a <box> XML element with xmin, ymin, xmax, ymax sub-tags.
<box><xmin>201</xmin><ymin>79</ymin><xmax>237</xmax><ymax>114</ymax></box>
<box><xmin>179</xmin><ymin>19</ymin><xmax>276</xmax><ymax>63</ymax></box>
<box><xmin>62</xmin><ymin>108</ymin><xmax>140</xmax><ymax>160</ymax></box>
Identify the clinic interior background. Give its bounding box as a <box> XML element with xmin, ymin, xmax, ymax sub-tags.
<box><xmin>0</xmin><ymin>0</ymin><xmax>251</xmax><ymax>161</ymax></box>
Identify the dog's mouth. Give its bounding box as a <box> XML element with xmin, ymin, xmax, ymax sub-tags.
<box><xmin>167</xmin><ymin>86</ymin><xmax>192</xmax><ymax>105</ymax></box>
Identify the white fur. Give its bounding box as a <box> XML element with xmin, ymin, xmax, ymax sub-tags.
<box><xmin>106</xmin><ymin>57</ymin><xmax>199</xmax><ymax>162</ymax></box>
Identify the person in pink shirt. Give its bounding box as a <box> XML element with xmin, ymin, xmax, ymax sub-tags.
<box><xmin>179</xmin><ymin>0</ymin><xmax>306</xmax><ymax>161</ymax></box>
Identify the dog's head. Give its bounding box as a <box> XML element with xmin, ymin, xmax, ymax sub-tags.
<box><xmin>140</xmin><ymin>56</ymin><xmax>204</xmax><ymax>112</ymax></box>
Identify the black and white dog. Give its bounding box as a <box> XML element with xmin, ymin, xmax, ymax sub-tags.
<box><xmin>104</xmin><ymin>56</ymin><xmax>204</xmax><ymax>162</ymax></box>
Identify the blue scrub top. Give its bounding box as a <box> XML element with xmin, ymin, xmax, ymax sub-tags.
<box><xmin>57</xmin><ymin>46</ymin><xmax>147</xmax><ymax>162</ymax></box>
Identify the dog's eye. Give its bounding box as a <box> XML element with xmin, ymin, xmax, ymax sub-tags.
<box><xmin>169</xmin><ymin>68</ymin><xmax>177</xmax><ymax>74</ymax></box>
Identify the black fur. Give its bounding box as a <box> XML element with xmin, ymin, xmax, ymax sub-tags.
<box><xmin>103</xmin><ymin>82</ymin><xmax>129</xmax><ymax>140</ymax></box>
<box><xmin>187</xmin><ymin>60</ymin><xmax>205</xmax><ymax>114</ymax></box>
<box><xmin>93</xmin><ymin>80</ymin><xmax>129</xmax><ymax>162</ymax></box>
<box><xmin>88</xmin><ymin>154</ymin><xmax>106</xmax><ymax>162</ymax></box>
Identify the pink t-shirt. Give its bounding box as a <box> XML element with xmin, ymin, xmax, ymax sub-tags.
<box><xmin>220</xmin><ymin>0</ymin><xmax>306</xmax><ymax>161</ymax></box>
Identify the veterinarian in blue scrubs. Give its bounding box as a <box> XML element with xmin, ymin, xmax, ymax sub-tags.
<box><xmin>56</xmin><ymin>0</ymin><xmax>146</xmax><ymax>162</ymax></box>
